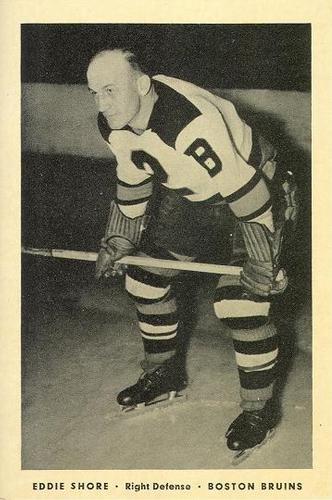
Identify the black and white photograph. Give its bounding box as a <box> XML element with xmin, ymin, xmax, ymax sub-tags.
<box><xmin>20</xmin><ymin>22</ymin><xmax>313</xmax><ymax>473</ymax></box>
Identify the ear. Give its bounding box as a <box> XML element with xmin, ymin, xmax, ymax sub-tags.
<box><xmin>137</xmin><ymin>75</ymin><xmax>151</xmax><ymax>96</ymax></box>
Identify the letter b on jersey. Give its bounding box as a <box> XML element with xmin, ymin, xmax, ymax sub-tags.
<box><xmin>185</xmin><ymin>138</ymin><xmax>222</xmax><ymax>177</ymax></box>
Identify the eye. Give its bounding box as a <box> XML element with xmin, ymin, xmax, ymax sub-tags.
<box><xmin>106</xmin><ymin>87</ymin><xmax>113</xmax><ymax>95</ymax></box>
<box><xmin>88</xmin><ymin>88</ymin><xmax>97</xmax><ymax>96</ymax></box>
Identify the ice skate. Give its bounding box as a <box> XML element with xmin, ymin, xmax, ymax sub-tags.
<box><xmin>226</xmin><ymin>401</ymin><xmax>280</xmax><ymax>465</ymax></box>
<box><xmin>117</xmin><ymin>358</ymin><xmax>188</xmax><ymax>413</ymax></box>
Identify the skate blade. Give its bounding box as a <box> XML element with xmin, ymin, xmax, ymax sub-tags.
<box><xmin>120</xmin><ymin>390</ymin><xmax>186</xmax><ymax>414</ymax></box>
<box><xmin>231</xmin><ymin>428</ymin><xmax>276</xmax><ymax>466</ymax></box>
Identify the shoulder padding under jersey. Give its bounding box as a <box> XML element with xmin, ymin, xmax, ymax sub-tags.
<box><xmin>148</xmin><ymin>80</ymin><xmax>201</xmax><ymax>148</ymax></box>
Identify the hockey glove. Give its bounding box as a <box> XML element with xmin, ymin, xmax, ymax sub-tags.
<box><xmin>95</xmin><ymin>200</ymin><xmax>145</xmax><ymax>280</ymax></box>
<box><xmin>95</xmin><ymin>236</ymin><xmax>134</xmax><ymax>279</ymax></box>
<box><xmin>239</xmin><ymin>222</ymin><xmax>288</xmax><ymax>298</ymax></box>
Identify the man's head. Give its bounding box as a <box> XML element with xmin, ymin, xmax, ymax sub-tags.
<box><xmin>87</xmin><ymin>48</ymin><xmax>152</xmax><ymax>130</ymax></box>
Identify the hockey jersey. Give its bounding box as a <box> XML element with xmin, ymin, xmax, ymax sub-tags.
<box><xmin>98</xmin><ymin>75</ymin><xmax>276</xmax><ymax>230</ymax></box>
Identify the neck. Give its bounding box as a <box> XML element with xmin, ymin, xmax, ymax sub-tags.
<box><xmin>129</xmin><ymin>84</ymin><xmax>158</xmax><ymax>133</ymax></box>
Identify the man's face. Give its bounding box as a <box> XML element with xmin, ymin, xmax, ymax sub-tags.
<box><xmin>87</xmin><ymin>51</ymin><xmax>141</xmax><ymax>130</ymax></box>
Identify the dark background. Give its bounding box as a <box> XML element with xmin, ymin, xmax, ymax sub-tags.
<box><xmin>21</xmin><ymin>24</ymin><xmax>311</xmax><ymax>90</ymax></box>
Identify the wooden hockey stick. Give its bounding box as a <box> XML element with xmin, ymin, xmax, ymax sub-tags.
<box><xmin>22</xmin><ymin>247</ymin><xmax>242</xmax><ymax>276</ymax></box>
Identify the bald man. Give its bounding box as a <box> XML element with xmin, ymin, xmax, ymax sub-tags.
<box><xmin>87</xmin><ymin>48</ymin><xmax>296</xmax><ymax>461</ymax></box>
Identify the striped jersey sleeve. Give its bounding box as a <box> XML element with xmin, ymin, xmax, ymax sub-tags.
<box><xmin>110</xmin><ymin>131</ymin><xmax>155</xmax><ymax>220</ymax></box>
<box><xmin>98</xmin><ymin>114</ymin><xmax>154</xmax><ymax>220</ymax></box>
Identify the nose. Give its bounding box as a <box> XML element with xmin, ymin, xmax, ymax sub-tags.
<box><xmin>96</xmin><ymin>92</ymin><xmax>112</xmax><ymax>113</ymax></box>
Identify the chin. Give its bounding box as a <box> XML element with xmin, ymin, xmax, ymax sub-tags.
<box><xmin>106</xmin><ymin>116</ymin><xmax>128</xmax><ymax>130</ymax></box>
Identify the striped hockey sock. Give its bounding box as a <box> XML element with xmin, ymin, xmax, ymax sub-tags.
<box><xmin>214</xmin><ymin>275</ymin><xmax>278</xmax><ymax>410</ymax></box>
<box><xmin>125</xmin><ymin>262</ymin><xmax>179</xmax><ymax>367</ymax></box>
<box><xmin>232</xmin><ymin>322</ymin><xmax>278</xmax><ymax>411</ymax></box>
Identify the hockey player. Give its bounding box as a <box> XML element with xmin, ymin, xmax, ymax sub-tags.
<box><xmin>87</xmin><ymin>47</ymin><xmax>296</xmax><ymax>459</ymax></box>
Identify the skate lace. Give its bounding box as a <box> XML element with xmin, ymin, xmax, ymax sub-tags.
<box><xmin>242</xmin><ymin>411</ymin><xmax>265</xmax><ymax>429</ymax></box>
<box><xmin>138</xmin><ymin>362</ymin><xmax>187</xmax><ymax>390</ymax></box>
<box><xmin>139</xmin><ymin>366</ymin><xmax>165</xmax><ymax>386</ymax></box>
